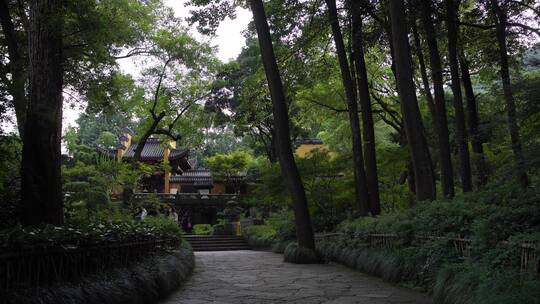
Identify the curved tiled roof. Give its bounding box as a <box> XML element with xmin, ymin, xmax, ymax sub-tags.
<box><xmin>170</xmin><ymin>169</ymin><xmax>213</xmax><ymax>187</ymax></box>
<box><xmin>170</xmin><ymin>148</ymin><xmax>189</xmax><ymax>160</ymax></box>
<box><xmin>122</xmin><ymin>138</ymin><xmax>188</xmax><ymax>161</ymax></box>
<box><xmin>121</xmin><ymin>127</ymin><xmax>135</xmax><ymax>136</ymax></box>
<box><xmin>170</xmin><ymin>169</ymin><xmax>248</xmax><ymax>187</ymax></box>
<box><xmin>96</xmin><ymin>146</ymin><xmax>116</xmax><ymax>158</ymax></box>
<box><xmin>294</xmin><ymin>138</ymin><xmax>324</xmax><ymax>146</ymax></box>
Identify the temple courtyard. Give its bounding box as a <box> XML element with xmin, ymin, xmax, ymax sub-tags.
<box><xmin>163</xmin><ymin>251</ymin><xmax>432</xmax><ymax>304</ymax></box>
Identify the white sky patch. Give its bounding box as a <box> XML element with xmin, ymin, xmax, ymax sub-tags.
<box><xmin>119</xmin><ymin>0</ymin><xmax>251</xmax><ymax>76</ymax></box>
<box><xmin>167</xmin><ymin>0</ymin><xmax>251</xmax><ymax>62</ymax></box>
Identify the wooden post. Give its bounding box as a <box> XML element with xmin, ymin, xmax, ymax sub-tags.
<box><xmin>164</xmin><ymin>146</ymin><xmax>171</xmax><ymax>193</ymax></box>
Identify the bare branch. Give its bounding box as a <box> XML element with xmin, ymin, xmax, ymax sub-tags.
<box><xmin>508</xmin><ymin>0</ymin><xmax>540</xmax><ymax>16</ymax></box>
<box><xmin>151</xmin><ymin>57</ymin><xmax>173</xmax><ymax>119</ymax></box>
<box><xmin>459</xmin><ymin>21</ymin><xmax>540</xmax><ymax>36</ymax></box>
<box><xmin>302</xmin><ymin>96</ymin><xmax>349</xmax><ymax>113</ymax></box>
<box><xmin>113</xmin><ymin>48</ymin><xmax>159</xmax><ymax>59</ymax></box>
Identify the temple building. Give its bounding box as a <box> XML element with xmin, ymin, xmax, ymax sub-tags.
<box><xmin>98</xmin><ymin>128</ymin><xmax>248</xmax><ymax>195</ymax></box>
<box><xmin>294</xmin><ymin>138</ymin><xmax>327</xmax><ymax>157</ymax></box>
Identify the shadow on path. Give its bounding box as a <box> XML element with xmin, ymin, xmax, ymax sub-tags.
<box><xmin>162</xmin><ymin>250</ymin><xmax>432</xmax><ymax>304</ymax></box>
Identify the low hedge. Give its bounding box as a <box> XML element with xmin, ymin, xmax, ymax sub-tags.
<box><xmin>316</xmin><ymin>234</ymin><xmax>540</xmax><ymax>304</ymax></box>
<box><xmin>192</xmin><ymin>224</ymin><xmax>213</xmax><ymax>235</ymax></box>
<box><xmin>242</xmin><ymin>225</ymin><xmax>277</xmax><ymax>249</ymax></box>
<box><xmin>0</xmin><ymin>216</ymin><xmax>182</xmax><ymax>252</ymax></box>
<box><xmin>5</xmin><ymin>240</ymin><xmax>195</xmax><ymax>304</ymax></box>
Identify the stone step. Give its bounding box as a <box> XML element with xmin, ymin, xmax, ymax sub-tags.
<box><xmin>186</xmin><ymin>239</ymin><xmax>247</xmax><ymax>243</ymax></box>
<box><xmin>193</xmin><ymin>246</ymin><xmax>251</xmax><ymax>252</ymax></box>
<box><xmin>184</xmin><ymin>235</ymin><xmax>251</xmax><ymax>252</ymax></box>
<box><xmin>184</xmin><ymin>237</ymin><xmax>245</xmax><ymax>241</ymax></box>
<box><xmin>189</xmin><ymin>243</ymin><xmax>250</xmax><ymax>248</ymax></box>
<box><xmin>184</xmin><ymin>235</ymin><xmax>243</xmax><ymax>238</ymax></box>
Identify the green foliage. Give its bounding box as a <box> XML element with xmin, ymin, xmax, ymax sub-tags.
<box><xmin>242</xmin><ymin>225</ymin><xmax>277</xmax><ymax>249</ymax></box>
<box><xmin>296</xmin><ymin>150</ymin><xmax>356</xmax><ymax>231</ymax></box>
<box><xmin>244</xmin><ymin>159</ymin><xmax>290</xmax><ymax>211</ymax></box>
<box><xmin>205</xmin><ymin>150</ymin><xmax>254</xmax><ymax>180</ymax></box>
<box><xmin>136</xmin><ymin>194</ymin><xmax>170</xmax><ymax>216</ymax></box>
<box><xmin>67</xmin><ymin>203</ymin><xmax>129</xmax><ymax>227</ymax></box>
<box><xmin>337</xmin><ymin>178</ymin><xmax>540</xmax><ymax>241</ymax></box>
<box><xmin>283</xmin><ymin>242</ymin><xmax>320</xmax><ymax>264</ymax></box>
<box><xmin>0</xmin><ymin>215</ymin><xmax>182</xmax><ymax>251</ymax></box>
<box><xmin>193</xmin><ymin>224</ymin><xmax>213</xmax><ymax>235</ymax></box>
<box><xmin>376</xmin><ymin>145</ymin><xmax>415</xmax><ymax>212</ymax></box>
<box><xmin>244</xmin><ymin>225</ymin><xmax>277</xmax><ymax>239</ymax></box>
<box><xmin>217</xmin><ymin>201</ymin><xmax>244</xmax><ymax>222</ymax></box>
<box><xmin>248</xmin><ymin>151</ymin><xmax>356</xmax><ymax>232</ymax></box>
<box><xmin>0</xmin><ymin>136</ymin><xmax>21</xmax><ymax>228</ymax></box>
<box><xmin>318</xmin><ymin>177</ymin><xmax>540</xmax><ymax>303</ymax></box>
<box><xmin>211</xmin><ymin>221</ymin><xmax>236</xmax><ymax>236</ymax></box>
<box><xmin>266</xmin><ymin>209</ymin><xmax>296</xmax><ymax>241</ymax></box>
<box><xmin>141</xmin><ymin>216</ymin><xmax>183</xmax><ymax>238</ymax></box>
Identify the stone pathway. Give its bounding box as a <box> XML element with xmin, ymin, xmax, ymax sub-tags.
<box><xmin>162</xmin><ymin>250</ymin><xmax>432</xmax><ymax>304</ymax></box>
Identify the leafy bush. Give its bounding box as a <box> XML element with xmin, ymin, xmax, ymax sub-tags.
<box><xmin>137</xmin><ymin>194</ymin><xmax>170</xmax><ymax>216</ymax></box>
<box><xmin>211</xmin><ymin>220</ymin><xmax>236</xmax><ymax>235</ymax></box>
<box><xmin>243</xmin><ymin>225</ymin><xmax>276</xmax><ymax>249</ymax></box>
<box><xmin>318</xmin><ymin>178</ymin><xmax>540</xmax><ymax>303</ymax></box>
<box><xmin>272</xmin><ymin>240</ymin><xmax>293</xmax><ymax>254</ymax></box>
<box><xmin>244</xmin><ymin>225</ymin><xmax>276</xmax><ymax>239</ymax></box>
<box><xmin>337</xmin><ymin>180</ymin><xmax>540</xmax><ymax>241</ymax></box>
<box><xmin>193</xmin><ymin>224</ymin><xmax>213</xmax><ymax>235</ymax></box>
<box><xmin>266</xmin><ymin>209</ymin><xmax>296</xmax><ymax>241</ymax></box>
<box><xmin>283</xmin><ymin>242</ymin><xmax>320</xmax><ymax>264</ymax></box>
<box><xmin>141</xmin><ymin>216</ymin><xmax>183</xmax><ymax>239</ymax></box>
<box><xmin>0</xmin><ymin>136</ymin><xmax>21</xmax><ymax>228</ymax></box>
<box><xmin>66</xmin><ymin>202</ymin><xmax>129</xmax><ymax>227</ymax></box>
<box><xmin>0</xmin><ymin>215</ymin><xmax>182</xmax><ymax>252</ymax></box>
<box><xmin>217</xmin><ymin>201</ymin><xmax>243</xmax><ymax>222</ymax></box>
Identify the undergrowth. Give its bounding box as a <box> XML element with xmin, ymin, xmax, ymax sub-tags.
<box><xmin>318</xmin><ymin>179</ymin><xmax>540</xmax><ymax>303</ymax></box>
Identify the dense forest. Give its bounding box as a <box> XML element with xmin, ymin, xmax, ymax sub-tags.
<box><xmin>0</xmin><ymin>0</ymin><xmax>539</xmax><ymax>303</ymax></box>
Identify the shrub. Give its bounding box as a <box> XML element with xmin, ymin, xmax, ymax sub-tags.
<box><xmin>272</xmin><ymin>240</ymin><xmax>293</xmax><ymax>253</ymax></box>
<box><xmin>283</xmin><ymin>242</ymin><xmax>320</xmax><ymax>264</ymax></box>
<box><xmin>0</xmin><ymin>215</ymin><xmax>182</xmax><ymax>252</ymax></box>
<box><xmin>141</xmin><ymin>216</ymin><xmax>183</xmax><ymax>239</ymax></box>
<box><xmin>317</xmin><ymin>178</ymin><xmax>540</xmax><ymax>303</ymax></box>
<box><xmin>193</xmin><ymin>224</ymin><xmax>213</xmax><ymax>235</ymax></box>
<box><xmin>266</xmin><ymin>209</ymin><xmax>296</xmax><ymax>241</ymax></box>
<box><xmin>217</xmin><ymin>201</ymin><xmax>243</xmax><ymax>222</ymax></box>
<box><xmin>243</xmin><ymin>225</ymin><xmax>276</xmax><ymax>239</ymax></box>
<box><xmin>243</xmin><ymin>225</ymin><xmax>276</xmax><ymax>249</ymax></box>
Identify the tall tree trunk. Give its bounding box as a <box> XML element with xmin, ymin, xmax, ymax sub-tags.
<box><xmin>411</xmin><ymin>18</ymin><xmax>436</xmax><ymax>117</ymax></box>
<box><xmin>325</xmin><ymin>0</ymin><xmax>370</xmax><ymax>215</ymax></box>
<box><xmin>389</xmin><ymin>0</ymin><xmax>436</xmax><ymax>201</ymax></box>
<box><xmin>351</xmin><ymin>1</ymin><xmax>381</xmax><ymax>216</ymax></box>
<box><xmin>459</xmin><ymin>51</ymin><xmax>489</xmax><ymax>186</ymax></box>
<box><xmin>490</xmin><ymin>0</ymin><xmax>529</xmax><ymax>188</ymax></box>
<box><xmin>21</xmin><ymin>0</ymin><xmax>64</xmax><ymax>226</ymax></box>
<box><xmin>459</xmin><ymin>54</ymin><xmax>483</xmax><ymax>155</ymax></box>
<box><xmin>419</xmin><ymin>0</ymin><xmax>455</xmax><ymax>198</ymax></box>
<box><xmin>268</xmin><ymin>130</ymin><xmax>278</xmax><ymax>163</ymax></box>
<box><xmin>446</xmin><ymin>0</ymin><xmax>472</xmax><ymax>192</ymax></box>
<box><xmin>0</xmin><ymin>0</ymin><xmax>27</xmax><ymax>136</ymax></box>
<box><xmin>249</xmin><ymin>0</ymin><xmax>316</xmax><ymax>251</ymax></box>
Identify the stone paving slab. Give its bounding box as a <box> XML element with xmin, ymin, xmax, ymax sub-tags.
<box><xmin>162</xmin><ymin>250</ymin><xmax>432</xmax><ymax>304</ymax></box>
